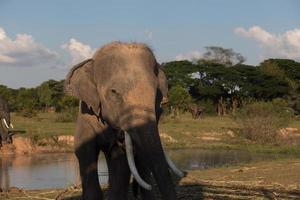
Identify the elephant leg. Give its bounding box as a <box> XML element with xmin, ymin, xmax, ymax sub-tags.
<box><xmin>104</xmin><ymin>145</ymin><xmax>130</xmax><ymax>200</ymax></box>
<box><xmin>75</xmin><ymin>126</ymin><xmax>103</xmax><ymax>200</ymax></box>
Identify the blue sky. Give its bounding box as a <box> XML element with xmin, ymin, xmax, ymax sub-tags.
<box><xmin>0</xmin><ymin>0</ymin><xmax>300</xmax><ymax>88</ymax></box>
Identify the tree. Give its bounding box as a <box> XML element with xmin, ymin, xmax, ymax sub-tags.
<box><xmin>163</xmin><ymin>60</ymin><xmax>198</xmax><ymax>89</ymax></box>
<box><xmin>190</xmin><ymin>63</ymin><xmax>240</xmax><ymax>115</ymax></box>
<box><xmin>260</xmin><ymin>59</ymin><xmax>300</xmax><ymax>114</ymax></box>
<box><xmin>58</xmin><ymin>95</ymin><xmax>78</xmax><ymax>111</ymax></box>
<box><xmin>36</xmin><ymin>80</ymin><xmax>64</xmax><ymax>110</ymax></box>
<box><xmin>15</xmin><ymin>88</ymin><xmax>39</xmax><ymax>112</ymax></box>
<box><xmin>168</xmin><ymin>85</ymin><xmax>193</xmax><ymax>116</ymax></box>
<box><xmin>198</xmin><ymin>46</ymin><xmax>246</xmax><ymax>66</ymax></box>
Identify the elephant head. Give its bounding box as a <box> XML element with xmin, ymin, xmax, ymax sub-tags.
<box><xmin>65</xmin><ymin>42</ymin><xmax>184</xmax><ymax>199</ymax></box>
<box><xmin>0</xmin><ymin>97</ymin><xmax>13</xmax><ymax>144</ymax></box>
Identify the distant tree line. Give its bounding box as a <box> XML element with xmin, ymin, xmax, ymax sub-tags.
<box><xmin>0</xmin><ymin>46</ymin><xmax>299</xmax><ymax>116</ymax></box>
<box><xmin>164</xmin><ymin>47</ymin><xmax>300</xmax><ymax>115</ymax></box>
<box><xmin>0</xmin><ymin>80</ymin><xmax>78</xmax><ymax>114</ymax></box>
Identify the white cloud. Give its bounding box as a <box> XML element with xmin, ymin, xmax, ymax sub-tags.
<box><xmin>234</xmin><ymin>26</ymin><xmax>300</xmax><ymax>60</ymax></box>
<box><xmin>62</xmin><ymin>38</ymin><xmax>95</xmax><ymax>65</ymax></box>
<box><xmin>175</xmin><ymin>50</ymin><xmax>202</xmax><ymax>61</ymax></box>
<box><xmin>0</xmin><ymin>27</ymin><xmax>61</xmax><ymax>67</ymax></box>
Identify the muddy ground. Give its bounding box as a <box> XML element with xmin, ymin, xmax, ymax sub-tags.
<box><xmin>1</xmin><ymin>159</ymin><xmax>300</xmax><ymax>200</ymax></box>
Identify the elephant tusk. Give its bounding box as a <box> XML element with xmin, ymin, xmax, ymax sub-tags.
<box><xmin>10</xmin><ymin>123</ymin><xmax>14</xmax><ymax>129</ymax></box>
<box><xmin>124</xmin><ymin>131</ymin><xmax>152</xmax><ymax>191</ymax></box>
<box><xmin>2</xmin><ymin>118</ymin><xmax>9</xmax><ymax>129</ymax></box>
<box><xmin>163</xmin><ymin>148</ymin><xmax>185</xmax><ymax>178</ymax></box>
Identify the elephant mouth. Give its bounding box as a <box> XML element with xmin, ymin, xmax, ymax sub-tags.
<box><xmin>123</xmin><ymin>130</ymin><xmax>185</xmax><ymax>191</ymax></box>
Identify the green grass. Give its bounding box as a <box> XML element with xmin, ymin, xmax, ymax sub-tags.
<box><xmin>12</xmin><ymin>112</ymin><xmax>75</xmax><ymax>138</ymax></box>
<box><xmin>10</xmin><ymin>112</ymin><xmax>300</xmax><ymax>154</ymax></box>
<box><xmin>160</xmin><ymin>113</ymin><xmax>238</xmax><ymax>133</ymax></box>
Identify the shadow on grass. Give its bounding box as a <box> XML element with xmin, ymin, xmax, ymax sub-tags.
<box><xmin>60</xmin><ymin>182</ymin><xmax>300</xmax><ymax>200</ymax></box>
<box><xmin>2</xmin><ymin>182</ymin><xmax>300</xmax><ymax>200</ymax></box>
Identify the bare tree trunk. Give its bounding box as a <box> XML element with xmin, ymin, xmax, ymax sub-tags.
<box><xmin>217</xmin><ymin>101</ymin><xmax>222</xmax><ymax>116</ymax></box>
<box><xmin>218</xmin><ymin>97</ymin><xmax>226</xmax><ymax>116</ymax></box>
<box><xmin>232</xmin><ymin>96</ymin><xmax>238</xmax><ymax>115</ymax></box>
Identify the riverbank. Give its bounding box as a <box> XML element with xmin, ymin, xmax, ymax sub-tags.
<box><xmin>2</xmin><ymin>112</ymin><xmax>300</xmax><ymax>155</ymax></box>
<box><xmin>2</xmin><ymin>158</ymin><xmax>300</xmax><ymax>199</ymax></box>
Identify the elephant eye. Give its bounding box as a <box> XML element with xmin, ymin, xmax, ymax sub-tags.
<box><xmin>111</xmin><ymin>89</ymin><xmax>118</xmax><ymax>94</ymax></box>
<box><xmin>110</xmin><ymin>88</ymin><xmax>120</xmax><ymax>96</ymax></box>
<box><xmin>110</xmin><ymin>88</ymin><xmax>122</xmax><ymax>100</ymax></box>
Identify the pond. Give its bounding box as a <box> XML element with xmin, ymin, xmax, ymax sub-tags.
<box><xmin>0</xmin><ymin>149</ymin><xmax>297</xmax><ymax>190</ymax></box>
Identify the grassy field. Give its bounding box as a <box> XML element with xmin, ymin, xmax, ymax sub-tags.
<box><xmin>10</xmin><ymin>112</ymin><xmax>300</xmax><ymax>153</ymax></box>
<box><xmin>12</xmin><ymin>112</ymin><xmax>75</xmax><ymax>137</ymax></box>
<box><xmin>2</xmin><ymin>158</ymin><xmax>300</xmax><ymax>199</ymax></box>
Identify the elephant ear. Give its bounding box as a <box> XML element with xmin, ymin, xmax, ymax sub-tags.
<box><xmin>65</xmin><ymin>59</ymin><xmax>100</xmax><ymax>115</ymax></box>
<box><xmin>157</xmin><ymin>64</ymin><xmax>169</xmax><ymax>104</ymax></box>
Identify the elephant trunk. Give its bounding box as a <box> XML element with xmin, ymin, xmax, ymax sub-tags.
<box><xmin>125</xmin><ymin>122</ymin><xmax>178</xmax><ymax>200</ymax></box>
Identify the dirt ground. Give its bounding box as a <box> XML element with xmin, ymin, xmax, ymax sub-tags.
<box><xmin>1</xmin><ymin>159</ymin><xmax>300</xmax><ymax>200</ymax></box>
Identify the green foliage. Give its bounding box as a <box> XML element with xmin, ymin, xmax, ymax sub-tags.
<box><xmin>260</xmin><ymin>59</ymin><xmax>300</xmax><ymax>115</ymax></box>
<box><xmin>36</xmin><ymin>80</ymin><xmax>65</xmax><ymax>110</ymax></box>
<box><xmin>0</xmin><ymin>79</ymin><xmax>79</xmax><ymax>116</ymax></box>
<box><xmin>15</xmin><ymin>88</ymin><xmax>39</xmax><ymax>112</ymax></box>
<box><xmin>57</xmin><ymin>95</ymin><xmax>79</xmax><ymax>111</ymax></box>
<box><xmin>260</xmin><ymin>59</ymin><xmax>300</xmax><ymax>85</ymax></box>
<box><xmin>168</xmin><ymin>85</ymin><xmax>193</xmax><ymax>112</ymax></box>
<box><xmin>0</xmin><ymin>54</ymin><xmax>300</xmax><ymax>117</ymax></box>
<box><xmin>163</xmin><ymin>60</ymin><xmax>198</xmax><ymax>88</ymax></box>
<box><xmin>197</xmin><ymin>100</ymin><xmax>215</xmax><ymax>114</ymax></box>
<box><xmin>235</xmin><ymin>101</ymin><xmax>292</xmax><ymax>143</ymax></box>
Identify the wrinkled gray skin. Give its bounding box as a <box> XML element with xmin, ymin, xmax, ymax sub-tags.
<box><xmin>0</xmin><ymin>97</ymin><xmax>12</xmax><ymax>147</ymax></box>
<box><xmin>188</xmin><ymin>103</ymin><xmax>204</xmax><ymax>119</ymax></box>
<box><xmin>65</xmin><ymin>42</ymin><xmax>177</xmax><ymax>200</ymax></box>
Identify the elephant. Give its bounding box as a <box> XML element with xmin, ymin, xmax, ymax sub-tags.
<box><xmin>188</xmin><ymin>103</ymin><xmax>204</xmax><ymax>119</ymax></box>
<box><xmin>65</xmin><ymin>42</ymin><xmax>185</xmax><ymax>200</ymax></box>
<box><xmin>0</xmin><ymin>97</ymin><xmax>14</xmax><ymax>147</ymax></box>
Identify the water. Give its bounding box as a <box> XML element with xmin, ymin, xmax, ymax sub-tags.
<box><xmin>0</xmin><ymin>149</ymin><xmax>295</xmax><ymax>190</ymax></box>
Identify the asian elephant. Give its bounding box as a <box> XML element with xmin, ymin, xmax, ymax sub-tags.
<box><xmin>0</xmin><ymin>97</ymin><xmax>13</xmax><ymax>147</ymax></box>
<box><xmin>65</xmin><ymin>42</ymin><xmax>184</xmax><ymax>200</ymax></box>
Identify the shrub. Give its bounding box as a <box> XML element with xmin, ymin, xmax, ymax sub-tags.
<box><xmin>235</xmin><ymin>101</ymin><xmax>292</xmax><ymax>143</ymax></box>
<box><xmin>168</xmin><ymin>85</ymin><xmax>193</xmax><ymax>112</ymax></box>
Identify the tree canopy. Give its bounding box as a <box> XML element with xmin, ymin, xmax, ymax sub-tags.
<box><xmin>0</xmin><ymin>53</ymin><xmax>299</xmax><ymax>115</ymax></box>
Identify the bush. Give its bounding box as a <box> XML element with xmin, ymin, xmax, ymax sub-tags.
<box><xmin>168</xmin><ymin>85</ymin><xmax>193</xmax><ymax>112</ymax></box>
<box><xmin>235</xmin><ymin>101</ymin><xmax>292</xmax><ymax>143</ymax></box>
